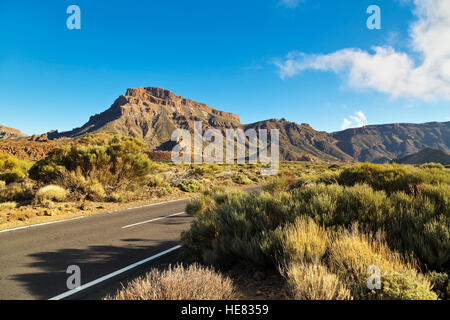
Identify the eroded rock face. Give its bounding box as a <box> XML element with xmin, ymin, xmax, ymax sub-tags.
<box><xmin>46</xmin><ymin>87</ymin><xmax>241</xmax><ymax>149</ymax></box>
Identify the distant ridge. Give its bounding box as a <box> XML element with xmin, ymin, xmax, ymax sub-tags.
<box><xmin>332</xmin><ymin>121</ymin><xmax>450</xmax><ymax>163</ymax></box>
<box><xmin>394</xmin><ymin>148</ymin><xmax>450</xmax><ymax>165</ymax></box>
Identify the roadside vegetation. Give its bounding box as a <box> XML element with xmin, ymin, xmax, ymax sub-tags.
<box><xmin>0</xmin><ymin>133</ymin><xmax>267</xmax><ymax>226</ymax></box>
<box><xmin>178</xmin><ymin>162</ymin><xmax>449</xmax><ymax>300</ymax></box>
<box><xmin>1</xmin><ymin>134</ymin><xmax>448</xmax><ymax>300</ymax></box>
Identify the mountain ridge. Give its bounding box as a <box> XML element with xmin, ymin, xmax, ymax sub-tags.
<box><xmin>2</xmin><ymin>87</ymin><xmax>449</xmax><ymax>163</ymax></box>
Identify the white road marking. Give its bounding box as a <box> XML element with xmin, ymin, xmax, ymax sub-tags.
<box><xmin>0</xmin><ymin>216</ymin><xmax>86</xmax><ymax>234</ymax></box>
<box><xmin>126</xmin><ymin>197</ymin><xmax>193</xmax><ymax>210</ymax></box>
<box><xmin>121</xmin><ymin>212</ymin><xmax>186</xmax><ymax>229</ymax></box>
<box><xmin>48</xmin><ymin>245</ymin><xmax>182</xmax><ymax>300</ymax></box>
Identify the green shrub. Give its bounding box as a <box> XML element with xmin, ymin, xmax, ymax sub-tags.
<box><xmin>387</xmin><ymin>192</ymin><xmax>449</xmax><ymax>270</ymax></box>
<box><xmin>29</xmin><ymin>134</ymin><xmax>152</xmax><ymax>198</ymax></box>
<box><xmin>372</xmin><ymin>273</ymin><xmax>438</xmax><ymax>300</ymax></box>
<box><xmin>0</xmin><ymin>183</ymin><xmax>33</xmax><ymax>202</ymax></box>
<box><xmin>191</xmin><ymin>165</ymin><xmax>213</xmax><ymax>176</ymax></box>
<box><xmin>338</xmin><ymin>163</ymin><xmax>450</xmax><ymax>194</ymax></box>
<box><xmin>182</xmin><ymin>189</ymin><xmax>294</xmax><ymax>268</ymax></box>
<box><xmin>232</xmin><ymin>172</ymin><xmax>253</xmax><ymax>185</ymax></box>
<box><xmin>0</xmin><ymin>154</ymin><xmax>31</xmax><ymax>184</ymax></box>
<box><xmin>420</xmin><ymin>163</ymin><xmax>445</xmax><ymax>169</ymax></box>
<box><xmin>177</xmin><ymin>179</ymin><xmax>203</xmax><ymax>193</ymax></box>
<box><xmin>429</xmin><ymin>271</ymin><xmax>449</xmax><ymax>299</ymax></box>
<box><xmin>155</xmin><ymin>182</ymin><xmax>173</xmax><ymax>197</ymax></box>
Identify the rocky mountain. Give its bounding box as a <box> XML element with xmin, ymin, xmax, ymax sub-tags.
<box><xmin>332</xmin><ymin>122</ymin><xmax>450</xmax><ymax>163</ymax></box>
<box><xmin>0</xmin><ymin>125</ymin><xmax>28</xmax><ymax>140</ymax></box>
<box><xmin>4</xmin><ymin>86</ymin><xmax>449</xmax><ymax>163</ymax></box>
<box><xmin>394</xmin><ymin>148</ymin><xmax>450</xmax><ymax>166</ymax></box>
<box><xmin>45</xmin><ymin>87</ymin><xmax>356</xmax><ymax>161</ymax></box>
<box><xmin>47</xmin><ymin>87</ymin><xmax>241</xmax><ymax>150</ymax></box>
<box><xmin>244</xmin><ymin>119</ymin><xmax>354</xmax><ymax>162</ymax></box>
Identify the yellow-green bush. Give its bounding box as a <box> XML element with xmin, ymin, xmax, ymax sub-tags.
<box><xmin>0</xmin><ymin>154</ymin><xmax>32</xmax><ymax>184</ymax></box>
<box><xmin>29</xmin><ymin>134</ymin><xmax>152</xmax><ymax>199</ymax></box>
<box><xmin>176</xmin><ymin>179</ymin><xmax>203</xmax><ymax>193</ymax></box>
<box><xmin>0</xmin><ymin>183</ymin><xmax>33</xmax><ymax>202</ymax></box>
<box><xmin>338</xmin><ymin>163</ymin><xmax>450</xmax><ymax>194</ymax></box>
<box><xmin>155</xmin><ymin>182</ymin><xmax>173</xmax><ymax>197</ymax></box>
<box><xmin>232</xmin><ymin>172</ymin><xmax>253</xmax><ymax>185</ymax></box>
<box><xmin>373</xmin><ymin>273</ymin><xmax>438</xmax><ymax>300</ymax></box>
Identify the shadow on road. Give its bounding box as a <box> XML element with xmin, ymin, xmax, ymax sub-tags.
<box><xmin>13</xmin><ymin>239</ymin><xmax>182</xmax><ymax>300</ymax></box>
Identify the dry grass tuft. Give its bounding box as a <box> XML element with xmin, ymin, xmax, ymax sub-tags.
<box><xmin>106</xmin><ymin>264</ymin><xmax>235</xmax><ymax>300</ymax></box>
<box><xmin>284</xmin><ymin>262</ymin><xmax>351</xmax><ymax>300</ymax></box>
<box><xmin>0</xmin><ymin>201</ymin><xmax>17</xmax><ymax>210</ymax></box>
<box><xmin>282</xmin><ymin>216</ymin><xmax>328</xmax><ymax>264</ymax></box>
<box><xmin>35</xmin><ymin>185</ymin><xmax>67</xmax><ymax>203</ymax></box>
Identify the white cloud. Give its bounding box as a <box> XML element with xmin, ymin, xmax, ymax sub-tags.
<box><xmin>279</xmin><ymin>0</ymin><xmax>303</xmax><ymax>9</ymax></box>
<box><xmin>274</xmin><ymin>0</ymin><xmax>450</xmax><ymax>100</ymax></box>
<box><xmin>341</xmin><ymin>111</ymin><xmax>368</xmax><ymax>130</ymax></box>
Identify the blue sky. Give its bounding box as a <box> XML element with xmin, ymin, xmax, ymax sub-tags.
<box><xmin>0</xmin><ymin>0</ymin><xmax>448</xmax><ymax>135</ymax></box>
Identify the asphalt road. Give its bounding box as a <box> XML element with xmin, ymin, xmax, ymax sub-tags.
<box><xmin>0</xmin><ymin>197</ymin><xmax>193</xmax><ymax>300</ymax></box>
<box><xmin>0</xmin><ymin>186</ymin><xmax>262</xmax><ymax>300</ymax></box>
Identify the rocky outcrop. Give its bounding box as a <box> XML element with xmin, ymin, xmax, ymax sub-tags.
<box><xmin>0</xmin><ymin>125</ymin><xmax>28</xmax><ymax>140</ymax></box>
